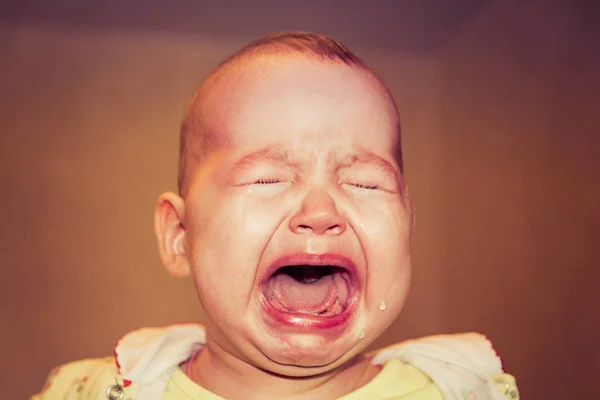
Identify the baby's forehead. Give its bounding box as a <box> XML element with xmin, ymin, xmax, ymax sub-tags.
<box><xmin>197</xmin><ymin>55</ymin><xmax>397</xmax><ymax>131</ymax></box>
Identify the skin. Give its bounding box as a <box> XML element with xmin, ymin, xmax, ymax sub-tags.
<box><xmin>154</xmin><ymin>54</ymin><xmax>413</xmax><ymax>399</ymax></box>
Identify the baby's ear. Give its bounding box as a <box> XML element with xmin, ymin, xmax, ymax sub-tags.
<box><xmin>154</xmin><ymin>192</ymin><xmax>190</xmax><ymax>277</ymax></box>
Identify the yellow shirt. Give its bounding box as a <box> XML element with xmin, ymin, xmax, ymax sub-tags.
<box><xmin>163</xmin><ymin>359</ymin><xmax>440</xmax><ymax>399</ymax></box>
<box><xmin>33</xmin><ymin>357</ymin><xmax>518</xmax><ymax>399</ymax></box>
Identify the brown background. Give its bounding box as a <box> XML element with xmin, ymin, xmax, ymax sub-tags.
<box><xmin>1</xmin><ymin>1</ymin><xmax>598</xmax><ymax>399</ymax></box>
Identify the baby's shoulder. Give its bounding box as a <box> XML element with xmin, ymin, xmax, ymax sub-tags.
<box><xmin>32</xmin><ymin>324</ymin><xmax>205</xmax><ymax>399</ymax></box>
<box><xmin>31</xmin><ymin>357</ymin><xmax>144</xmax><ymax>400</ymax></box>
<box><xmin>31</xmin><ymin>357</ymin><xmax>134</xmax><ymax>400</ymax></box>
<box><xmin>368</xmin><ymin>332</ymin><xmax>519</xmax><ymax>400</ymax></box>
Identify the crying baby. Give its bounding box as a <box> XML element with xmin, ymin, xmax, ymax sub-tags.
<box><xmin>33</xmin><ymin>32</ymin><xmax>519</xmax><ymax>400</ymax></box>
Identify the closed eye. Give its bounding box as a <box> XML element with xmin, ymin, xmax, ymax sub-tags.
<box><xmin>253</xmin><ymin>177</ymin><xmax>283</xmax><ymax>184</ymax></box>
<box><xmin>347</xmin><ymin>182</ymin><xmax>381</xmax><ymax>190</ymax></box>
<box><xmin>238</xmin><ymin>176</ymin><xmax>291</xmax><ymax>197</ymax></box>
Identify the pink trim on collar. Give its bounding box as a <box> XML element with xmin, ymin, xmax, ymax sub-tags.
<box><xmin>186</xmin><ymin>348</ymin><xmax>203</xmax><ymax>381</ymax></box>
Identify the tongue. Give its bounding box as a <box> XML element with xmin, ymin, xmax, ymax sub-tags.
<box><xmin>272</xmin><ymin>273</ymin><xmax>338</xmax><ymax>314</ymax></box>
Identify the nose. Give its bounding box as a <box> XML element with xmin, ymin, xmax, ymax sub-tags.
<box><xmin>289</xmin><ymin>188</ymin><xmax>346</xmax><ymax>236</ymax></box>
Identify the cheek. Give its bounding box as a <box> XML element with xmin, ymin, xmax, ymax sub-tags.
<box><xmin>186</xmin><ymin>192</ymin><xmax>287</xmax><ymax>311</ymax></box>
<box><xmin>356</xmin><ymin>197</ymin><xmax>412</xmax><ymax>301</ymax></box>
<box><xmin>357</xmin><ymin>196</ymin><xmax>411</xmax><ymax>255</ymax></box>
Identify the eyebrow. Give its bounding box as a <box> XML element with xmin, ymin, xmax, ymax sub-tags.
<box><xmin>230</xmin><ymin>147</ymin><xmax>296</xmax><ymax>171</ymax></box>
<box><xmin>229</xmin><ymin>146</ymin><xmax>398</xmax><ymax>178</ymax></box>
<box><xmin>339</xmin><ymin>148</ymin><xmax>399</xmax><ymax>178</ymax></box>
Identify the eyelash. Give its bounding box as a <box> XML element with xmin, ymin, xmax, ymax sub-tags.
<box><xmin>248</xmin><ymin>178</ymin><xmax>380</xmax><ymax>190</ymax></box>
<box><xmin>350</xmin><ymin>182</ymin><xmax>380</xmax><ymax>190</ymax></box>
<box><xmin>340</xmin><ymin>177</ymin><xmax>381</xmax><ymax>190</ymax></box>
<box><xmin>253</xmin><ymin>177</ymin><xmax>283</xmax><ymax>184</ymax></box>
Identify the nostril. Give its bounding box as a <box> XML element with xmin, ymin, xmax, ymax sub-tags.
<box><xmin>327</xmin><ymin>224</ymin><xmax>344</xmax><ymax>235</ymax></box>
<box><xmin>323</xmin><ymin>224</ymin><xmax>344</xmax><ymax>235</ymax></box>
<box><xmin>295</xmin><ymin>223</ymin><xmax>343</xmax><ymax>235</ymax></box>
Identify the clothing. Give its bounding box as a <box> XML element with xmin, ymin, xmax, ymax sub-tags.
<box><xmin>32</xmin><ymin>324</ymin><xmax>519</xmax><ymax>400</ymax></box>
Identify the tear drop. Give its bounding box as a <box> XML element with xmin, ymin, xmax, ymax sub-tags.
<box><xmin>358</xmin><ymin>331</ymin><xmax>365</xmax><ymax>339</ymax></box>
<box><xmin>378</xmin><ymin>300</ymin><xmax>387</xmax><ymax>311</ymax></box>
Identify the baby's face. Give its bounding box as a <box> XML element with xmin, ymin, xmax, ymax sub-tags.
<box><xmin>181</xmin><ymin>56</ymin><xmax>412</xmax><ymax>376</ymax></box>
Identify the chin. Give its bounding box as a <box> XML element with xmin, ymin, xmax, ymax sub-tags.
<box><xmin>255</xmin><ymin>336</ymin><xmax>361</xmax><ymax>377</ymax></box>
<box><xmin>265</xmin><ymin>330</ymin><xmax>358</xmax><ymax>365</ymax></box>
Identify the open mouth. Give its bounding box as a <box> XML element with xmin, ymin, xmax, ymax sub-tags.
<box><xmin>260</xmin><ymin>254</ymin><xmax>359</xmax><ymax>326</ymax></box>
<box><xmin>264</xmin><ymin>265</ymin><xmax>351</xmax><ymax>316</ymax></box>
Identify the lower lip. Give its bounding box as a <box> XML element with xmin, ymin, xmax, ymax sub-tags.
<box><xmin>259</xmin><ymin>292</ymin><xmax>358</xmax><ymax>331</ymax></box>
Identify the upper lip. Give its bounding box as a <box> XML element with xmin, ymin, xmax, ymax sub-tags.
<box><xmin>260</xmin><ymin>252</ymin><xmax>358</xmax><ymax>285</ymax></box>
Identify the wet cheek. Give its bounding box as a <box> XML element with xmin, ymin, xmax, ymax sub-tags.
<box><xmin>355</xmin><ymin>200</ymin><xmax>408</xmax><ymax>243</ymax></box>
<box><xmin>241</xmin><ymin>191</ymin><xmax>292</xmax><ymax>234</ymax></box>
<box><xmin>243</xmin><ymin>210</ymin><xmax>275</xmax><ymax>235</ymax></box>
<box><xmin>356</xmin><ymin>201</ymin><xmax>411</xmax><ymax>291</ymax></box>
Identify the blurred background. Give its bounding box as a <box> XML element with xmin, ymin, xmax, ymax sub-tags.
<box><xmin>1</xmin><ymin>1</ymin><xmax>598</xmax><ymax>398</ymax></box>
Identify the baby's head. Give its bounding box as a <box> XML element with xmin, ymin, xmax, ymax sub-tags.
<box><xmin>155</xmin><ymin>32</ymin><xmax>413</xmax><ymax>378</ymax></box>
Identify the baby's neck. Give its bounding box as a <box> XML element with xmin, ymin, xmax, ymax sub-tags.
<box><xmin>188</xmin><ymin>339</ymin><xmax>379</xmax><ymax>400</ymax></box>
